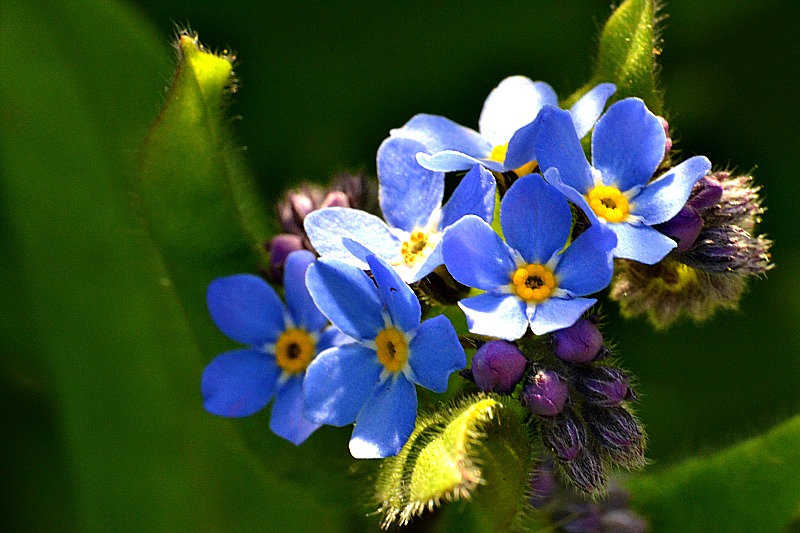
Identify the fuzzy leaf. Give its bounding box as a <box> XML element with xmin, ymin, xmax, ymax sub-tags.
<box><xmin>628</xmin><ymin>414</ymin><xmax>800</xmax><ymax>532</ymax></box>
<box><xmin>376</xmin><ymin>395</ymin><xmax>532</xmax><ymax>531</ymax></box>
<box><xmin>566</xmin><ymin>0</ymin><xmax>663</xmax><ymax>114</ymax></box>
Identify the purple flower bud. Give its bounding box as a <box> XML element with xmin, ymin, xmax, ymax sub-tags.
<box><xmin>584</xmin><ymin>405</ymin><xmax>645</xmax><ymax>469</ymax></box>
<box><xmin>278</xmin><ymin>184</ymin><xmax>326</xmax><ymax>234</ymax></box>
<box><xmin>267</xmin><ymin>234</ymin><xmax>304</xmax><ymax>282</ymax></box>
<box><xmin>574</xmin><ymin>366</ymin><xmax>636</xmax><ymax>407</ymax></box>
<box><xmin>688</xmin><ymin>175</ymin><xmax>724</xmax><ymax>211</ymax></box>
<box><xmin>320</xmin><ymin>190</ymin><xmax>350</xmax><ymax>209</ymax></box>
<box><xmin>655</xmin><ymin>204</ymin><xmax>703</xmax><ymax>253</ymax></box>
<box><xmin>601</xmin><ymin>510</ymin><xmax>649</xmax><ymax>533</ymax></box>
<box><xmin>471</xmin><ymin>340</ymin><xmax>527</xmax><ymax>394</ymax></box>
<box><xmin>657</xmin><ymin>116</ymin><xmax>672</xmax><ymax>161</ymax></box>
<box><xmin>564</xmin><ymin>449</ymin><xmax>606</xmax><ymax>494</ymax></box>
<box><xmin>562</xmin><ymin>503</ymin><xmax>603</xmax><ymax>533</ymax></box>
<box><xmin>551</xmin><ymin>319</ymin><xmax>604</xmax><ymax>363</ymax></box>
<box><xmin>542</xmin><ymin>408</ymin><xmax>586</xmax><ymax>462</ymax></box>
<box><xmin>522</xmin><ymin>369</ymin><xmax>569</xmax><ymax>416</ymax></box>
<box><xmin>528</xmin><ymin>465</ymin><xmax>558</xmax><ymax>509</ymax></box>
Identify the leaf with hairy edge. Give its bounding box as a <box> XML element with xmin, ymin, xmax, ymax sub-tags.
<box><xmin>628</xmin><ymin>414</ymin><xmax>800</xmax><ymax>532</ymax></box>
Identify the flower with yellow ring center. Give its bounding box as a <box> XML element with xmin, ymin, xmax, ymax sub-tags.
<box><xmin>511</xmin><ymin>263</ymin><xmax>557</xmax><ymax>303</ymax></box>
<box><xmin>274</xmin><ymin>328</ymin><xmax>316</xmax><ymax>374</ymax></box>
<box><xmin>400</xmin><ymin>230</ymin><xmax>431</xmax><ymax>266</ymax></box>
<box><xmin>587</xmin><ymin>185</ymin><xmax>630</xmax><ymax>223</ymax></box>
<box><xmin>375</xmin><ymin>327</ymin><xmax>409</xmax><ymax>373</ymax></box>
<box><xmin>489</xmin><ymin>143</ymin><xmax>509</xmax><ymax>164</ymax></box>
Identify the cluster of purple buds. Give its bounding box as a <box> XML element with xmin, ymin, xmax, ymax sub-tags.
<box><xmin>465</xmin><ymin>316</ymin><xmax>644</xmax><ymax>493</ymax></box>
<box><xmin>530</xmin><ymin>460</ymin><xmax>648</xmax><ymax>533</ymax></box>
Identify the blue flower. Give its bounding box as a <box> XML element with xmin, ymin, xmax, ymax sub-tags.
<box><xmin>442</xmin><ymin>173</ymin><xmax>617</xmax><ymax>340</ymax></box>
<box><xmin>380</xmin><ymin>76</ymin><xmax>616</xmax><ymax>174</ymax></box>
<box><xmin>303</xmin><ymin>254</ymin><xmax>466</xmax><ymax>458</ymax></box>
<box><xmin>304</xmin><ymin>163</ymin><xmax>495</xmax><ymax>283</ymax></box>
<box><xmin>534</xmin><ymin>98</ymin><xmax>712</xmax><ymax>264</ymax></box>
<box><xmin>201</xmin><ymin>250</ymin><xmax>346</xmax><ymax>445</ymax></box>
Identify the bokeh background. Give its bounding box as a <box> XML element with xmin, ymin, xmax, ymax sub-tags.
<box><xmin>2</xmin><ymin>0</ymin><xmax>799</xmax><ymax>530</ymax></box>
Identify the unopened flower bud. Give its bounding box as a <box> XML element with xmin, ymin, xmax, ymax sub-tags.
<box><xmin>656</xmin><ymin>204</ymin><xmax>703</xmax><ymax>253</ymax></box>
<box><xmin>688</xmin><ymin>175</ymin><xmax>724</xmax><ymax>211</ymax></box>
<box><xmin>542</xmin><ymin>408</ymin><xmax>586</xmax><ymax>462</ymax></box>
<box><xmin>657</xmin><ymin>116</ymin><xmax>672</xmax><ymax>160</ymax></box>
<box><xmin>551</xmin><ymin>319</ymin><xmax>604</xmax><ymax>363</ymax></box>
<box><xmin>584</xmin><ymin>405</ymin><xmax>646</xmax><ymax>469</ymax></box>
<box><xmin>574</xmin><ymin>366</ymin><xmax>636</xmax><ymax>406</ymax></box>
<box><xmin>528</xmin><ymin>464</ymin><xmax>558</xmax><ymax>509</ymax></box>
<box><xmin>471</xmin><ymin>340</ymin><xmax>527</xmax><ymax>394</ymax></box>
<box><xmin>320</xmin><ymin>190</ymin><xmax>350</xmax><ymax>209</ymax></box>
<box><xmin>522</xmin><ymin>369</ymin><xmax>569</xmax><ymax>417</ymax></box>
<box><xmin>267</xmin><ymin>234</ymin><xmax>304</xmax><ymax>282</ymax></box>
<box><xmin>278</xmin><ymin>184</ymin><xmax>326</xmax><ymax>234</ymax></box>
<box><xmin>564</xmin><ymin>448</ymin><xmax>606</xmax><ymax>494</ymax></box>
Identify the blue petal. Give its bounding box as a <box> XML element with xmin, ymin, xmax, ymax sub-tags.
<box><xmin>529</xmin><ymin>297</ymin><xmax>597</xmax><ymax>335</ymax></box>
<box><xmin>501</xmin><ymin>174</ymin><xmax>571</xmax><ymax>264</ymax></box>
<box><xmin>632</xmin><ymin>156</ymin><xmax>712</xmax><ymax>225</ymax></box>
<box><xmin>504</xmin><ymin>117</ymin><xmax>540</xmax><ymax>171</ymax></box>
<box><xmin>609</xmin><ymin>222</ymin><xmax>677</xmax><ymax>265</ymax></box>
<box><xmin>442</xmin><ymin>215</ymin><xmax>516</xmax><ymax>291</ymax></box>
<box><xmin>569</xmin><ymin>83</ymin><xmax>616</xmax><ymax>139</ymax></box>
<box><xmin>283</xmin><ymin>250</ymin><xmax>328</xmax><ymax>333</ymax></box>
<box><xmin>317</xmin><ymin>325</ymin><xmax>355</xmax><ymax>352</ymax></box>
<box><xmin>269</xmin><ymin>375</ymin><xmax>320</xmax><ymax>445</ymax></box>
<box><xmin>554</xmin><ymin>225</ymin><xmax>616</xmax><ymax>296</ymax></box>
<box><xmin>591</xmin><ymin>98</ymin><xmax>666</xmax><ymax>192</ymax></box>
<box><xmin>416</xmin><ymin>150</ymin><xmax>504</xmax><ymax>173</ymax></box>
<box><xmin>303</xmin><ymin>343</ymin><xmax>382</xmax><ymax>426</ymax></box>
<box><xmin>390</xmin><ymin>113</ymin><xmax>492</xmax><ymax>155</ymax></box>
<box><xmin>479</xmin><ymin>77</ymin><xmax>557</xmax><ymax>146</ymax></box>
<box><xmin>440</xmin><ymin>165</ymin><xmax>497</xmax><ymax>228</ymax></box>
<box><xmin>201</xmin><ymin>349</ymin><xmax>280</xmax><ymax>417</ymax></box>
<box><xmin>459</xmin><ymin>292</ymin><xmax>529</xmax><ymax>341</ymax></box>
<box><xmin>366</xmin><ymin>255</ymin><xmax>421</xmax><ymax>333</ymax></box>
<box><xmin>305</xmin><ymin>259</ymin><xmax>385</xmax><ymax>341</ymax></box>
<box><xmin>377</xmin><ymin>136</ymin><xmax>444</xmax><ymax>231</ymax></box>
<box><xmin>207</xmin><ymin>274</ymin><xmax>285</xmax><ymax>347</ymax></box>
<box><xmin>406</xmin><ymin>240</ymin><xmax>444</xmax><ymax>283</ymax></box>
<box><xmin>407</xmin><ymin>315</ymin><xmax>465</xmax><ymax>392</ymax></box>
<box><xmin>304</xmin><ymin>207</ymin><xmax>400</xmax><ymax>268</ymax></box>
<box><xmin>349</xmin><ymin>375</ymin><xmax>417</xmax><ymax>459</ymax></box>
<box><xmin>534</xmin><ymin>106</ymin><xmax>595</xmax><ymax>193</ymax></box>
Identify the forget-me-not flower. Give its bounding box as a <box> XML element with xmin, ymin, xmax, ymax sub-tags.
<box><xmin>303</xmin><ymin>254</ymin><xmax>466</xmax><ymax>458</ymax></box>
<box><xmin>534</xmin><ymin>98</ymin><xmax>712</xmax><ymax>264</ymax></box>
<box><xmin>304</xmin><ymin>163</ymin><xmax>495</xmax><ymax>284</ymax></box>
<box><xmin>442</xmin><ymin>173</ymin><xmax>617</xmax><ymax>340</ymax></box>
<box><xmin>201</xmin><ymin>250</ymin><xmax>345</xmax><ymax>445</ymax></box>
<box><xmin>380</xmin><ymin>76</ymin><xmax>616</xmax><ymax>175</ymax></box>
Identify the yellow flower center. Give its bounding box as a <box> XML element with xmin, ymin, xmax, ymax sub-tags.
<box><xmin>375</xmin><ymin>327</ymin><xmax>408</xmax><ymax>373</ymax></box>
<box><xmin>511</xmin><ymin>263</ymin><xmax>557</xmax><ymax>302</ymax></box>
<box><xmin>587</xmin><ymin>185</ymin><xmax>630</xmax><ymax>223</ymax></box>
<box><xmin>400</xmin><ymin>230</ymin><xmax>431</xmax><ymax>266</ymax></box>
<box><xmin>274</xmin><ymin>328</ymin><xmax>316</xmax><ymax>374</ymax></box>
<box><xmin>489</xmin><ymin>143</ymin><xmax>508</xmax><ymax>163</ymax></box>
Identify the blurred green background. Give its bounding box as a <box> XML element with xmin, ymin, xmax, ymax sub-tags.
<box><xmin>2</xmin><ymin>0</ymin><xmax>798</xmax><ymax>531</ymax></box>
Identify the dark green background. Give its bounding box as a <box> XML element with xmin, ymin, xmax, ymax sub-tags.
<box><xmin>2</xmin><ymin>0</ymin><xmax>798</xmax><ymax>530</ymax></box>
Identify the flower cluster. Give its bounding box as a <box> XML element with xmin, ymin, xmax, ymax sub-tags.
<box><xmin>200</xmin><ymin>73</ymin><xmax>770</xmax><ymax>508</ymax></box>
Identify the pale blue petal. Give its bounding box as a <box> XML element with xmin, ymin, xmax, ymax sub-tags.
<box><xmin>317</xmin><ymin>325</ymin><xmax>355</xmax><ymax>352</ymax></box>
<box><xmin>440</xmin><ymin>165</ymin><xmax>497</xmax><ymax>228</ymax></box>
<box><xmin>207</xmin><ymin>274</ymin><xmax>285</xmax><ymax>347</ymax></box>
<box><xmin>283</xmin><ymin>250</ymin><xmax>328</xmax><ymax>333</ymax></box>
<box><xmin>389</xmin><ymin>113</ymin><xmax>491</xmax><ymax>155</ymax></box>
<box><xmin>407</xmin><ymin>315</ymin><xmax>466</xmax><ymax>392</ymax></box>
<box><xmin>632</xmin><ymin>156</ymin><xmax>712</xmax><ymax>225</ymax></box>
<box><xmin>459</xmin><ymin>292</ymin><xmax>529</xmax><ymax>341</ymax></box>
<box><xmin>592</xmin><ymin>98</ymin><xmax>665</xmax><ymax>192</ymax></box>
<box><xmin>554</xmin><ymin>225</ymin><xmax>617</xmax><ymax>296</ymax></box>
<box><xmin>303</xmin><ymin>344</ymin><xmax>382</xmax><ymax>426</ymax></box>
<box><xmin>269</xmin><ymin>375</ymin><xmax>320</xmax><ymax>445</ymax></box>
<box><xmin>479</xmin><ymin>77</ymin><xmax>557</xmax><ymax>146</ymax></box>
<box><xmin>201</xmin><ymin>349</ymin><xmax>280</xmax><ymax>418</ymax></box>
<box><xmin>544</xmin><ymin>167</ymin><xmax>600</xmax><ymax>225</ymax></box>
<box><xmin>305</xmin><ymin>259</ymin><xmax>385</xmax><ymax>341</ymax></box>
<box><xmin>416</xmin><ymin>150</ymin><xmax>504</xmax><ymax>173</ymax></box>
<box><xmin>442</xmin><ymin>215</ymin><xmax>516</xmax><ymax>290</ymax></box>
<box><xmin>534</xmin><ymin>106</ymin><xmax>595</xmax><ymax>193</ymax></box>
<box><xmin>610</xmin><ymin>222</ymin><xmax>676</xmax><ymax>265</ymax></box>
<box><xmin>501</xmin><ymin>174</ymin><xmax>571</xmax><ymax>264</ymax></box>
<box><xmin>343</xmin><ymin>237</ymin><xmax>440</xmax><ymax>285</ymax></box>
<box><xmin>529</xmin><ymin>297</ymin><xmax>597</xmax><ymax>335</ymax></box>
<box><xmin>366</xmin><ymin>255</ymin><xmax>420</xmax><ymax>333</ymax></box>
<box><xmin>349</xmin><ymin>375</ymin><xmax>417</xmax><ymax>459</ymax></box>
<box><xmin>504</xmin><ymin>118</ymin><xmax>540</xmax><ymax>171</ymax></box>
<box><xmin>570</xmin><ymin>83</ymin><xmax>616</xmax><ymax>139</ymax></box>
<box><xmin>377</xmin><ymin>136</ymin><xmax>444</xmax><ymax>231</ymax></box>
<box><xmin>304</xmin><ymin>207</ymin><xmax>399</xmax><ymax>268</ymax></box>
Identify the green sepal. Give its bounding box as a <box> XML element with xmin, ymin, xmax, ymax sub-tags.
<box><xmin>628</xmin><ymin>414</ymin><xmax>800</xmax><ymax>532</ymax></box>
<box><xmin>375</xmin><ymin>394</ymin><xmax>532</xmax><ymax>531</ymax></box>
<box><xmin>136</xmin><ymin>32</ymin><xmax>272</xmax><ymax>353</ymax></box>
<box><xmin>565</xmin><ymin>0</ymin><xmax>663</xmax><ymax>115</ymax></box>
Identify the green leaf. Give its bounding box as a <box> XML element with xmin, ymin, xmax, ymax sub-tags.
<box><xmin>566</xmin><ymin>0</ymin><xmax>663</xmax><ymax>114</ymax></box>
<box><xmin>376</xmin><ymin>395</ymin><xmax>532</xmax><ymax>531</ymax></box>
<box><xmin>627</xmin><ymin>414</ymin><xmax>800</xmax><ymax>532</ymax></box>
